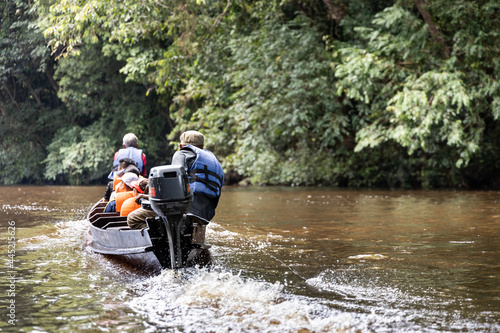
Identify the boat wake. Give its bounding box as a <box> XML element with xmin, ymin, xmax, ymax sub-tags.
<box><xmin>306</xmin><ymin>268</ymin><xmax>500</xmax><ymax>332</ymax></box>
<box><xmin>17</xmin><ymin>219</ymin><xmax>89</xmax><ymax>250</ymax></box>
<box><xmin>127</xmin><ymin>267</ymin><xmax>366</xmax><ymax>333</ymax></box>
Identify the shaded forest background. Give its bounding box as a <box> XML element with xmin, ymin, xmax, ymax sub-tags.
<box><xmin>1</xmin><ymin>0</ymin><xmax>499</xmax><ymax>188</ymax></box>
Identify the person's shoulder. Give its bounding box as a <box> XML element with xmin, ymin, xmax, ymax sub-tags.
<box><xmin>180</xmin><ymin>145</ymin><xmax>196</xmax><ymax>151</ymax></box>
<box><xmin>178</xmin><ymin>146</ymin><xmax>198</xmax><ymax>156</ymax></box>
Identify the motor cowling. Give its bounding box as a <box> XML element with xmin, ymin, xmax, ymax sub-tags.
<box><xmin>148</xmin><ymin>165</ymin><xmax>192</xmax><ymax>217</ymax></box>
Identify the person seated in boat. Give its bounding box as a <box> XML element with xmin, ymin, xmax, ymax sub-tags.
<box><xmin>113</xmin><ymin>160</ymin><xmax>141</xmax><ymax>193</ymax></box>
<box><xmin>104</xmin><ymin>172</ymin><xmax>139</xmax><ymax>213</ymax></box>
<box><xmin>120</xmin><ymin>158</ymin><xmax>141</xmax><ymax>176</ymax></box>
<box><xmin>103</xmin><ymin>158</ymin><xmax>141</xmax><ymax>201</ymax></box>
<box><xmin>108</xmin><ymin>133</ymin><xmax>147</xmax><ymax>180</ymax></box>
<box><xmin>120</xmin><ymin>178</ymin><xmax>149</xmax><ymax>217</ymax></box>
<box><xmin>127</xmin><ymin>130</ymin><xmax>224</xmax><ymax>229</ymax></box>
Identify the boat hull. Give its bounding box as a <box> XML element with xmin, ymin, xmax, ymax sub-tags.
<box><xmin>86</xmin><ymin>199</ymin><xmax>211</xmax><ymax>269</ymax></box>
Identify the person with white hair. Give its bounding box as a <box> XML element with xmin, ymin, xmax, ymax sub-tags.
<box><xmin>109</xmin><ymin>133</ymin><xmax>147</xmax><ymax>179</ymax></box>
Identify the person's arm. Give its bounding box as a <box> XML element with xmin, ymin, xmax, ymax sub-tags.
<box><xmin>171</xmin><ymin>150</ymin><xmax>187</xmax><ymax>168</ymax></box>
<box><xmin>135</xmin><ymin>193</ymin><xmax>149</xmax><ymax>205</ymax></box>
<box><xmin>103</xmin><ymin>181</ymin><xmax>113</xmax><ymax>201</ymax></box>
<box><xmin>172</xmin><ymin>148</ymin><xmax>196</xmax><ymax>171</ymax></box>
<box><xmin>141</xmin><ymin>153</ymin><xmax>147</xmax><ymax>177</ymax></box>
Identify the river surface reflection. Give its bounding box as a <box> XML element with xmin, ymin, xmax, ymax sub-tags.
<box><xmin>0</xmin><ymin>186</ymin><xmax>499</xmax><ymax>332</ymax></box>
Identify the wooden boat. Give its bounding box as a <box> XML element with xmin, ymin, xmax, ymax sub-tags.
<box><xmin>86</xmin><ymin>165</ymin><xmax>211</xmax><ymax>269</ymax></box>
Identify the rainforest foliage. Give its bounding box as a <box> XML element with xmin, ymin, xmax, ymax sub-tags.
<box><xmin>1</xmin><ymin>0</ymin><xmax>499</xmax><ymax>188</ymax></box>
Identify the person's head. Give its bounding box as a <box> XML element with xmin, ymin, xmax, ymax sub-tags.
<box><xmin>179</xmin><ymin>130</ymin><xmax>204</xmax><ymax>149</ymax></box>
<box><xmin>123</xmin><ymin>133</ymin><xmax>138</xmax><ymax>148</ymax></box>
<box><xmin>131</xmin><ymin>179</ymin><xmax>149</xmax><ymax>194</ymax></box>
<box><xmin>116</xmin><ymin>158</ymin><xmax>139</xmax><ymax>177</ymax></box>
<box><xmin>121</xmin><ymin>172</ymin><xmax>139</xmax><ymax>191</ymax></box>
<box><xmin>119</xmin><ymin>158</ymin><xmax>136</xmax><ymax>170</ymax></box>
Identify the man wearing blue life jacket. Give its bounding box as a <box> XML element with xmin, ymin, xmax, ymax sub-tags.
<box><xmin>172</xmin><ymin>130</ymin><xmax>224</xmax><ymax>221</ymax></box>
<box><xmin>108</xmin><ymin>133</ymin><xmax>147</xmax><ymax>179</ymax></box>
<box><xmin>127</xmin><ymin>130</ymin><xmax>224</xmax><ymax>229</ymax></box>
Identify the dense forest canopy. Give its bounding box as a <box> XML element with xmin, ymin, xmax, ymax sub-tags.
<box><xmin>1</xmin><ymin>0</ymin><xmax>499</xmax><ymax>188</ymax></box>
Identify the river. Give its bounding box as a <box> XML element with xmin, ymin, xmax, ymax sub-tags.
<box><xmin>0</xmin><ymin>186</ymin><xmax>499</xmax><ymax>332</ymax></box>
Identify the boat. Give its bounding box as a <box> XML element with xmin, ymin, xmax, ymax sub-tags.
<box><xmin>86</xmin><ymin>165</ymin><xmax>211</xmax><ymax>269</ymax></box>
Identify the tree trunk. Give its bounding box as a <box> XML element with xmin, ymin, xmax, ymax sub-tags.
<box><xmin>18</xmin><ymin>73</ymin><xmax>44</xmax><ymax>108</ymax></box>
<box><xmin>45</xmin><ymin>67</ymin><xmax>59</xmax><ymax>93</ymax></box>
<box><xmin>413</xmin><ymin>0</ymin><xmax>451</xmax><ymax>57</ymax></box>
<box><xmin>321</xmin><ymin>0</ymin><xmax>347</xmax><ymax>24</ymax></box>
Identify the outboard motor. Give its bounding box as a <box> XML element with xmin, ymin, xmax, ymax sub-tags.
<box><xmin>147</xmin><ymin>165</ymin><xmax>192</xmax><ymax>268</ymax></box>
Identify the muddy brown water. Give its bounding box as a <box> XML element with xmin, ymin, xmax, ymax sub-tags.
<box><xmin>0</xmin><ymin>186</ymin><xmax>499</xmax><ymax>332</ymax></box>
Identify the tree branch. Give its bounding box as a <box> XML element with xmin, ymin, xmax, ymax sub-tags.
<box><xmin>18</xmin><ymin>73</ymin><xmax>43</xmax><ymax>107</ymax></box>
<box><xmin>412</xmin><ymin>0</ymin><xmax>451</xmax><ymax>57</ymax></box>
<box><xmin>213</xmin><ymin>0</ymin><xmax>231</xmax><ymax>30</ymax></box>
<box><xmin>0</xmin><ymin>99</ymin><xmax>8</xmax><ymax>121</ymax></box>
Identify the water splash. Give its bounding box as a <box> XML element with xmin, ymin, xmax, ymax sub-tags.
<box><xmin>347</xmin><ymin>254</ymin><xmax>387</xmax><ymax>261</ymax></box>
<box><xmin>128</xmin><ymin>267</ymin><xmax>365</xmax><ymax>333</ymax></box>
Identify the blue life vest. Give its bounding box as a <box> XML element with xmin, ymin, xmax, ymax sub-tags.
<box><xmin>108</xmin><ymin>147</ymin><xmax>144</xmax><ymax>179</ymax></box>
<box><xmin>113</xmin><ymin>147</ymin><xmax>144</xmax><ymax>171</ymax></box>
<box><xmin>186</xmin><ymin>145</ymin><xmax>224</xmax><ymax>198</ymax></box>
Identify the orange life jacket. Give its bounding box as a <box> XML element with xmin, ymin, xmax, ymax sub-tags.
<box><xmin>120</xmin><ymin>196</ymin><xmax>142</xmax><ymax>216</ymax></box>
<box><xmin>115</xmin><ymin>182</ymin><xmax>128</xmax><ymax>193</ymax></box>
<box><xmin>115</xmin><ymin>174</ymin><xmax>146</xmax><ymax>193</ymax></box>
<box><xmin>115</xmin><ymin>191</ymin><xmax>134</xmax><ymax>213</ymax></box>
<box><xmin>113</xmin><ymin>173</ymin><xmax>122</xmax><ymax>190</ymax></box>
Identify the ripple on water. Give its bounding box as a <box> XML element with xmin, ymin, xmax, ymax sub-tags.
<box><xmin>347</xmin><ymin>254</ymin><xmax>387</xmax><ymax>261</ymax></box>
<box><xmin>306</xmin><ymin>268</ymin><xmax>500</xmax><ymax>332</ymax></box>
<box><xmin>18</xmin><ymin>219</ymin><xmax>89</xmax><ymax>251</ymax></box>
